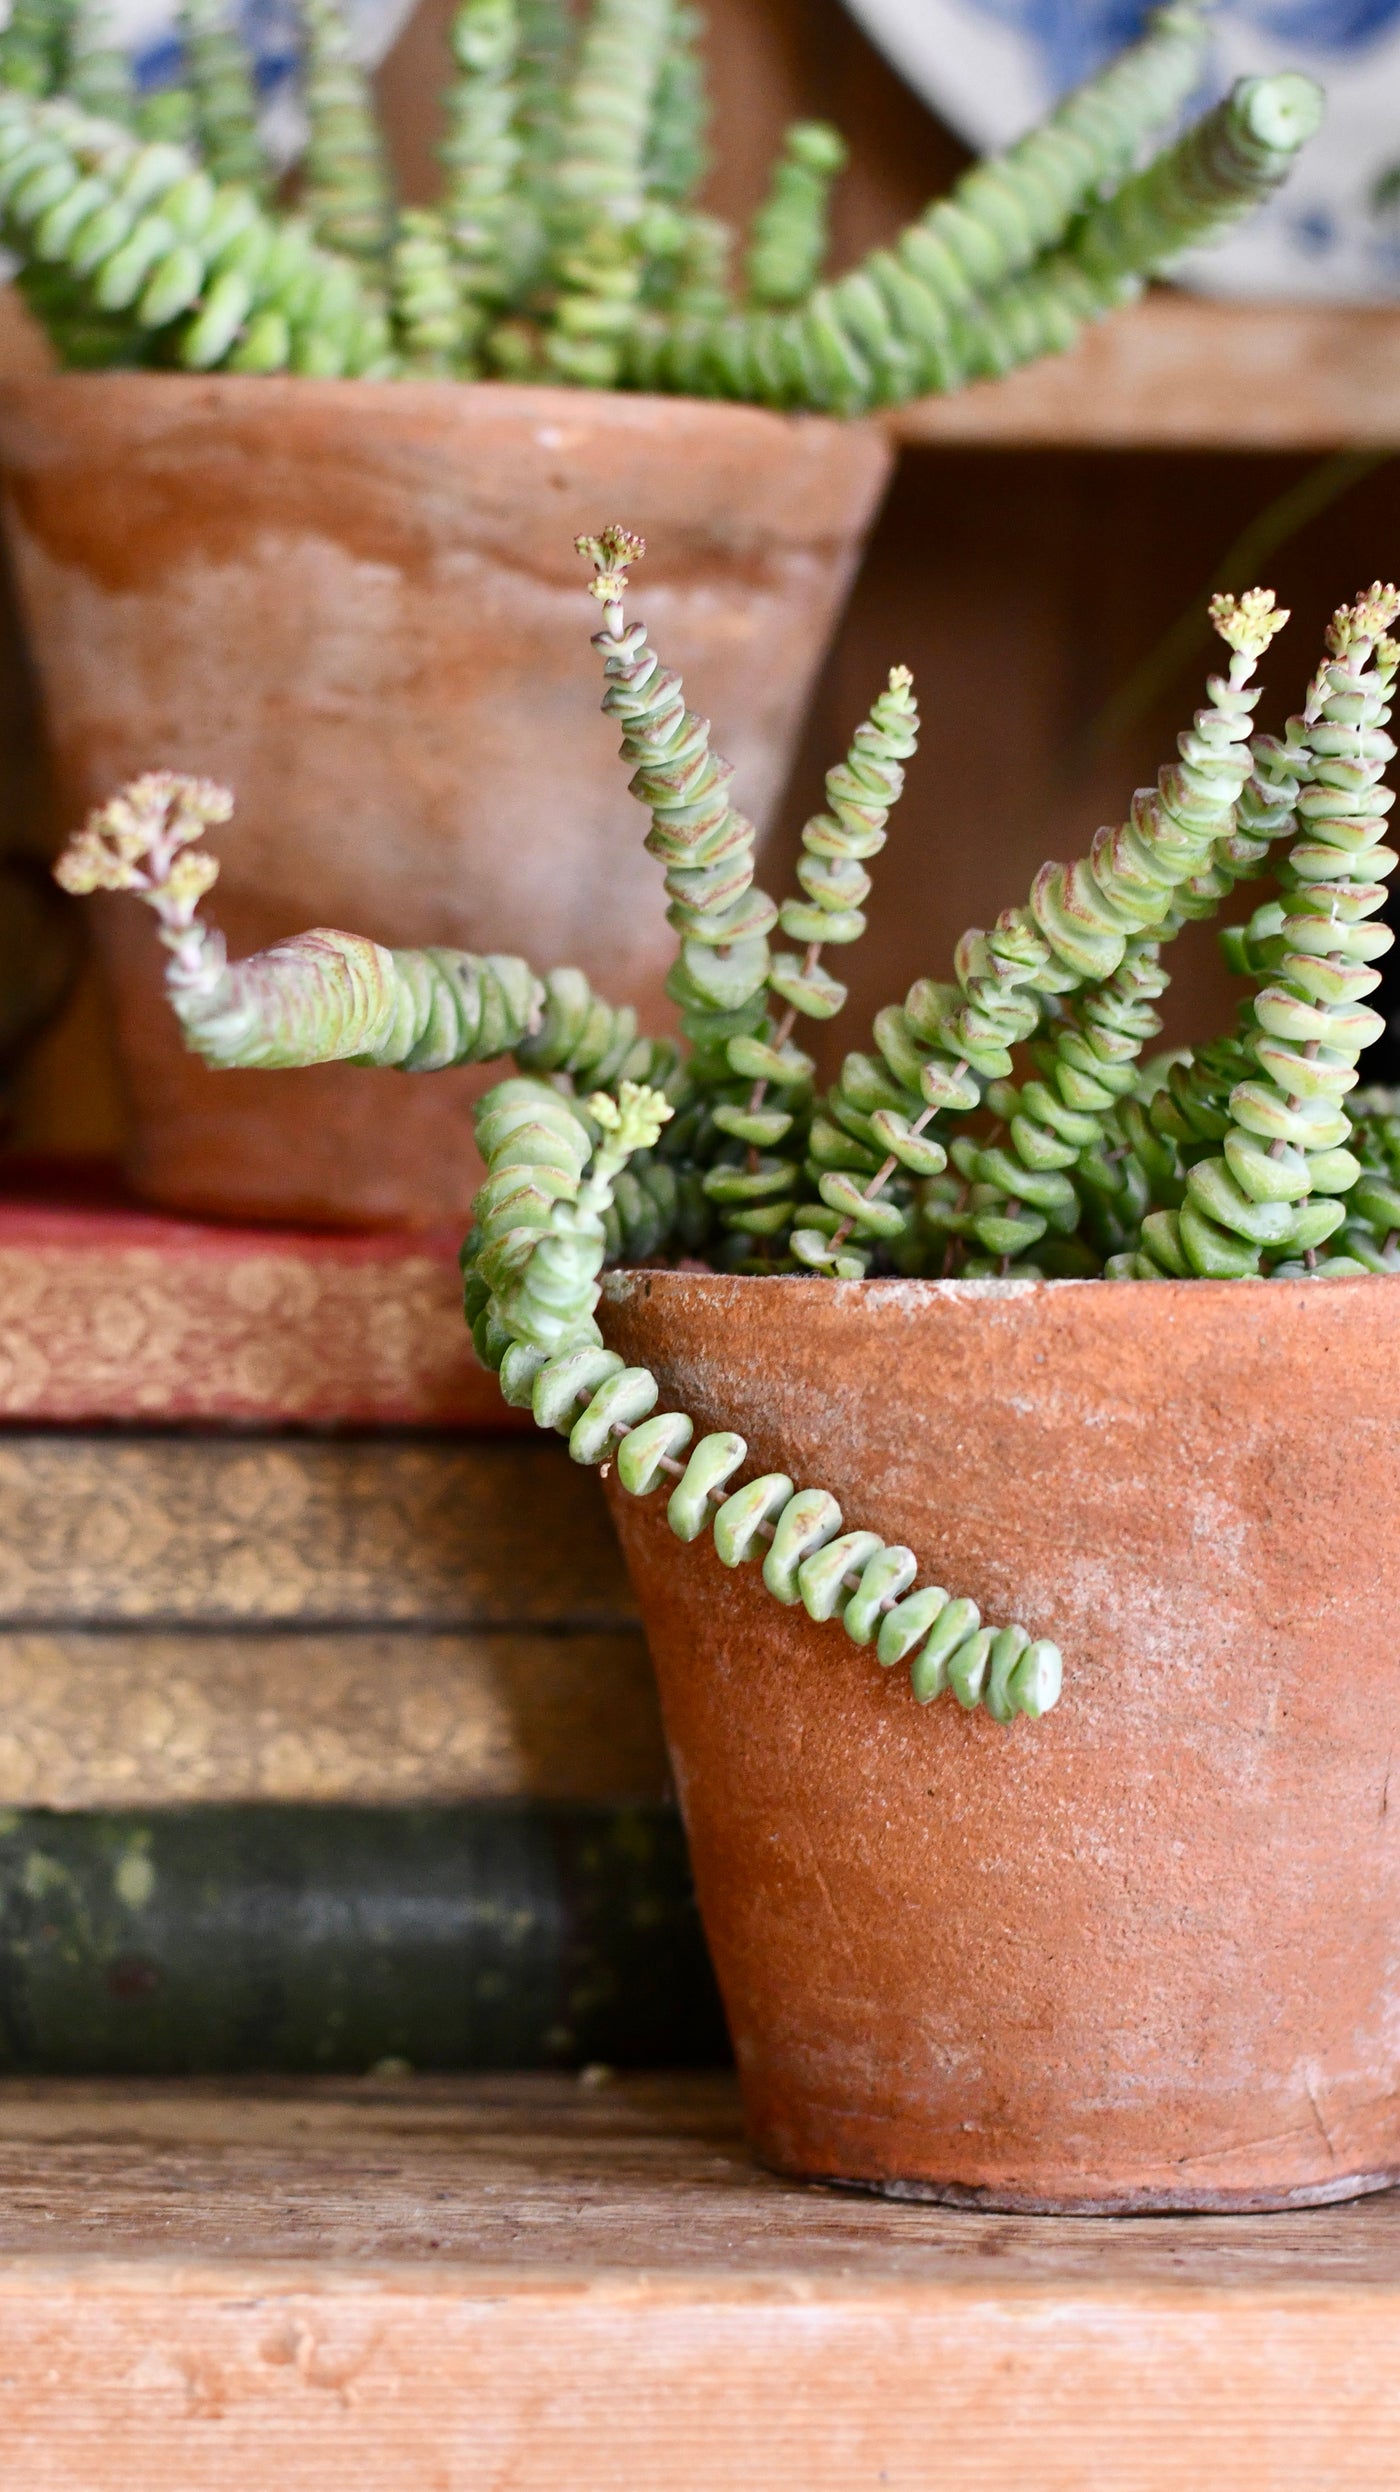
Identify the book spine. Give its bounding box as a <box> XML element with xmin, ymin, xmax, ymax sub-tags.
<box><xmin>0</xmin><ymin>1628</ymin><xmax>668</xmax><ymax>1808</ymax></box>
<box><xmin>0</xmin><ymin>1436</ymin><xmax>636</xmax><ymax>1628</ymax></box>
<box><xmin>0</xmin><ymin>1207</ymin><xmax>523</xmax><ymax>1428</ymax></box>
<box><xmin>0</xmin><ymin>1803</ymin><xmax>727</xmax><ymax>2074</ymax></box>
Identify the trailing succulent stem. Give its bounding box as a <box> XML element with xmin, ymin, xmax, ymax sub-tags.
<box><xmin>52</xmin><ymin>771</ymin><xmax>550</xmax><ymax>1066</ymax></box>
<box><xmin>938</xmin><ymin>589</ymin><xmax>1292</xmax><ymax>1275</ymax></box>
<box><xmin>178</xmin><ymin>0</ymin><xmax>266</xmax><ymax>193</ymax></box>
<box><xmin>66</xmin><ymin>0</ymin><xmax>135</xmax><ymax>126</ymax></box>
<box><xmin>744</xmin><ymin>121</ymin><xmax>845</xmax><ymax>310</ymax></box>
<box><xmin>440</xmin><ymin>0</ymin><xmax>526</xmax><ymax>339</ymax></box>
<box><xmin>0</xmin><ymin>0</ymin><xmax>1323</xmax><ymax>404</ymax></box>
<box><xmin>627</xmin><ymin>36</ymin><xmax>1320</xmax><ymax>411</ymax></box>
<box><xmin>644</xmin><ymin>1</ymin><xmax>707</xmax><ymax>206</ymax></box>
<box><xmin>56</xmin><ymin>532</ymin><xmax>1400</xmax><ymax>1739</ymax></box>
<box><xmin>300</xmin><ymin>0</ymin><xmax>393</xmax><ymax>269</ymax></box>
<box><xmin>1130</xmin><ymin>586</ymin><xmax>1400</xmax><ymax>1279</ymax></box>
<box><xmin>540</xmin><ymin>0</ymin><xmax>670</xmax><ymax>385</ymax></box>
<box><xmin>456</xmin><ymin>1053</ymin><xmax>1060</xmax><ymax>1727</ymax></box>
<box><xmin>579</xmin><ymin>524</ymin><xmax>776</xmax><ymax>1072</ymax></box>
<box><xmin>793</xmin><ymin>589</ymin><xmax>1295</xmax><ymax>1278</ymax></box>
<box><xmin>391</xmin><ymin>207</ymin><xmax>470</xmax><ymax>371</ymax></box>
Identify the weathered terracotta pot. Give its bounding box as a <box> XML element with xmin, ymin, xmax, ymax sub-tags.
<box><xmin>601</xmin><ymin>1267</ymin><xmax>1400</xmax><ymax>2213</ymax></box>
<box><xmin>0</xmin><ymin>374</ymin><xmax>890</xmax><ymax>1227</ymax></box>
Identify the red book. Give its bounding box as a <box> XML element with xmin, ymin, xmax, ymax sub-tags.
<box><xmin>0</xmin><ymin>1163</ymin><xmax>523</xmax><ymax>1429</ymax></box>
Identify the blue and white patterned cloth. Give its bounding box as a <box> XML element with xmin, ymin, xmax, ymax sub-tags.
<box><xmin>842</xmin><ymin>0</ymin><xmax>1400</xmax><ymax>297</ymax></box>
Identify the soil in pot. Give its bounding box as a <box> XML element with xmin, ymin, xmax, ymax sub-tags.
<box><xmin>601</xmin><ymin>1265</ymin><xmax>1400</xmax><ymax>2214</ymax></box>
<box><xmin>0</xmin><ymin>374</ymin><xmax>890</xmax><ymax>1228</ymax></box>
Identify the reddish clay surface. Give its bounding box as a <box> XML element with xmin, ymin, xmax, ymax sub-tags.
<box><xmin>601</xmin><ymin>1267</ymin><xmax>1400</xmax><ymax>2211</ymax></box>
<box><xmin>0</xmin><ymin>374</ymin><xmax>890</xmax><ymax>1227</ymax></box>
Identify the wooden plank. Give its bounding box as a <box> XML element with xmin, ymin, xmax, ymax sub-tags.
<box><xmin>0</xmin><ymin>1437</ymin><xmax>636</xmax><ymax>1627</ymax></box>
<box><xmin>0</xmin><ymin>1628</ymin><xmax>664</xmax><ymax>1806</ymax></box>
<box><xmin>0</xmin><ymin>2076</ymin><xmax>1396</xmax><ymax>2486</ymax></box>
<box><xmin>888</xmin><ymin>294</ymin><xmax>1400</xmax><ymax>451</ymax></box>
<box><xmin>0</xmin><ymin>1180</ymin><xmax>520</xmax><ymax>1429</ymax></box>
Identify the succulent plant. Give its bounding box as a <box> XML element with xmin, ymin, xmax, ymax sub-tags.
<box><xmin>0</xmin><ymin>0</ymin><xmax>1322</xmax><ymax>406</ymax></box>
<box><xmin>56</xmin><ymin>534</ymin><xmax>1400</xmax><ymax>1728</ymax></box>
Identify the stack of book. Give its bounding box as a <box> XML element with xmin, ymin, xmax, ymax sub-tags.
<box><xmin>0</xmin><ymin>1169</ymin><xmax>725</xmax><ymax>2072</ymax></box>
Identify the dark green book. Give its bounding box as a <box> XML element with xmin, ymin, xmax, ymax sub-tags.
<box><xmin>0</xmin><ymin>1802</ymin><xmax>728</xmax><ymax>2074</ymax></box>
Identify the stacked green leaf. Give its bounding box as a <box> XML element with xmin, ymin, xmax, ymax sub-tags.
<box><xmin>301</xmin><ymin>0</ymin><xmax>391</xmax><ymax>266</ymax></box>
<box><xmin>66</xmin><ymin>0</ymin><xmax>135</xmax><ymax>125</ymax></box>
<box><xmin>1132</xmin><ymin>588</ymin><xmax>1400</xmax><ymax>1278</ymax></box>
<box><xmin>1338</xmin><ymin>1090</ymin><xmax>1400</xmax><ymax>1270</ymax></box>
<box><xmin>440</xmin><ymin>0</ymin><xmax>527</xmax><ymax>354</ymax></box>
<box><xmin>179</xmin><ymin>0</ymin><xmax>264</xmax><ymax>191</ymax></box>
<box><xmin>0</xmin><ymin>92</ymin><xmax>393</xmax><ymax>368</ymax></box>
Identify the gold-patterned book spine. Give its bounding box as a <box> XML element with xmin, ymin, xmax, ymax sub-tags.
<box><xmin>0</xmin><ymin>1182</ymin><xmax>522</xmax><ymax>1428</ymax></box>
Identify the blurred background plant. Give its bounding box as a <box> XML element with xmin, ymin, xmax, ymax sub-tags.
<box><xmin>0</xmin><ymin>0</ymin><xmax>1321</xmax><ymax>403</ymax></box>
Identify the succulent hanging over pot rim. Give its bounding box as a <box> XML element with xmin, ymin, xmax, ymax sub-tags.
<box><xmin>55</xmin><ymin>532</ymin><xmax>1400</xmax><ymax>1735</ymax></box>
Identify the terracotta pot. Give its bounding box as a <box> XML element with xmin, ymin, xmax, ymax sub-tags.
<box><xmin>600</xmin><ymin>1267</ymin><xmax>1400</xmax><ymax>2213</ymax></box>
<box><xmin>0</xmin><ymin>375</ymin><xmax>890</xmax><ymax>1228</ymax></box>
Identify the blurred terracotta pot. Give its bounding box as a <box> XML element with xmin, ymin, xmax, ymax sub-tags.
<box><xmin>0</xmin><ymin>373</ymin><xmax>890</xmax><ymax>1228</ymax></box>
<box><xmin>601</xmin><ymin>1266</ymin><xmax>1400</xmax><ymax>2213</ymax></box>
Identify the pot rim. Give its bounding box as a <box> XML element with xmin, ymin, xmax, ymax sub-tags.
<box><xmin>0</xmin><ymin>366</ymin><xmax>889</xmax><ymax>443</ymax></box>
<box><xmin>602</xmin><ymin>1262</ymin><xmax>1396</xmax><ymax>1310</ymax></box>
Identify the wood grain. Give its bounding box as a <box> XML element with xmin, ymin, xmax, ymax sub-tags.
<box><xmin>0</xmin><ymin>1436</ymin><xmax>635</xmax><ymax>1626</ymax></box>
<box><xmin>891</xmin><ymin>295</ymin><xmax>1400</xmax><ymax>450</ymax></box>
<box><xmin>0</xmin><ymin>1628</ymin><xmax>665</xmax><ymax>1806</ymax></box>
<box><xmin>0</xmin><ymin>2075</ymin><xmax>1396</xmax><ymax>2486</ymax></box>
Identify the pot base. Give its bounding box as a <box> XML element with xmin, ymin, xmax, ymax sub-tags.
<box><xmin>800</xmin><ymin>2165</ymin><xmax>1400</xmax><ymax>2217</ymax></box>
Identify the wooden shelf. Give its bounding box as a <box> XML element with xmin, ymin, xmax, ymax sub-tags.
<box><xmin>889</xmin><ymin>293</ymin><xmax>1400</xmax><ymax>452</ymax></box>
<box><xmin>1</xmin><ymin>2072</ymin><xmax>1397</xmax><ymax>2485</ymax></box>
